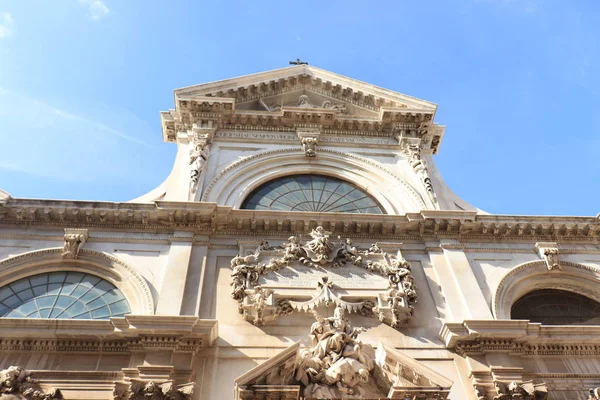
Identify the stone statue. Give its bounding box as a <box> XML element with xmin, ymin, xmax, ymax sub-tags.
<box><xmin>296</xmin><ymin>305</ymin><xmax>375</xmax><ymax>399</ymax></box>
<box><xmin>298</xmin><ymin>95</ymin><xmax>314</xmax><ymax>108</ymax></box>
<box><xmin>590</xmin><ymin>387</ymin><xmax>600</xmax><ymax>400</ymax></box>
<box><xmin>244</xmin><ymin>286</ymin><xmax>274</xmax><ymax>326</ymax></box>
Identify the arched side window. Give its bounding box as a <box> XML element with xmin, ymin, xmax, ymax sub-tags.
<box><xmin>511</xmin><ymin>289</ymin><xmax>600</xmax><ymax>325</ymax></box>
<box><xmin>0</xmin><ymin>271</ymin><xmax>131</xmax><ymax>319</ymax></box>
<box><xmin>241</xmin><ymin>174</ymin><xmax>384</xmax><ymax>214</ymax></box>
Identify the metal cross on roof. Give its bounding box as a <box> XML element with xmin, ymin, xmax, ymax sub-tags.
<box><xmin>289</xmin><ymin>58</ymin><xmax>308</xmax><ymax>65</ymax></box>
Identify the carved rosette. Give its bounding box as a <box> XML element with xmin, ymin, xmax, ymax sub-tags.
<box><xmin>229</xmin><ymin>228</ymin><xmax>417</xmax><ymax>329</ymax></box>
<box><xmin>0</xmin><ymin>366</ymin><xmax>62</xmax><ymax>400</ymax></box>
<box><xmin>113</xmin><ymin>380</ymin><xmax>194</xmax><ymax>400</ymax></box>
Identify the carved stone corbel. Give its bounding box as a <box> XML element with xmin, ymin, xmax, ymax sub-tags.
<box><xmin>535</xmin><ymin>242</ymin><xmax>560</xmax><ymax>270</ymax></box>
<box><xmin>0</xmin><ymin>366</ymin><xmax>62</xmax><ymax>399</ymax></box>
<box><xmin>61</xmin><ymin>228</ymin><xmax>88</xmax><ymax>259</ymax></box>
<box><xmin>296</xmin><ymin>127</ymin><xmax>320</xmax><ymax>157</ymax></box>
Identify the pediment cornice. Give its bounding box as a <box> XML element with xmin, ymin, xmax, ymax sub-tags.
<box><xmin>161</xmin><ymin>66</ymin><xmax>445</xmax><ymax>153</ymax></box>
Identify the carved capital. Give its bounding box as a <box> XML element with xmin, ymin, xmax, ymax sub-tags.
<box><xmin>535</xmin><ymin>242</ymin><xmax>560</xmax><ymax>270</ymax></box>
<box><xmin>61</xmin><ymin>228</ymin><xmax>88</xmax><ymax>259</ymax></box>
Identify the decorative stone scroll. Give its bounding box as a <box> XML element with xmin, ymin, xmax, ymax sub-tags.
<box><xmin>399</xmin><ymin>135</ymin><xmax>437</xmax><ymax>204</ymax></box>
<box><xmin>113</xmin><ymin>380</ymin><xmax>194</xmax><ymax>400</ymax></box>
<box><xmin>230</xmin><ymin>227</ymin><xmax>417</xmax><ymax>329</ymax></box>
<box><xmin>61</xmin><ymin>228</ymin><xmax>88</xmax><ymax>259</ymax></box>
<box><xmin>0</xmin><ymin>366</ymin><xmax>62</xmax><ymax>400</ymax></box>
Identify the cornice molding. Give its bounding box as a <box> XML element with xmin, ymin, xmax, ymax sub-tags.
<box><xmin>1</xmin><ymin>201</ymin><xmax>599</xmax><ymax>242</ymax></box>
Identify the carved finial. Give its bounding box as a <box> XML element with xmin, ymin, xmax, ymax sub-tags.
<box><xmin>289</xmin><ymin>58</ymin><xmax>308</xmax><ymax>65</ymax></box>
<box><xmin>62</xmin><ymin>228</ymin><xmax>88</xmax><ymax>259</ymax></box>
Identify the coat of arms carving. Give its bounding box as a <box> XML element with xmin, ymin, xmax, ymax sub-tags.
<box><xmin>229</xmin><ymin>227</ymin><xmax>417</xmax><ymax>329</ymax></box>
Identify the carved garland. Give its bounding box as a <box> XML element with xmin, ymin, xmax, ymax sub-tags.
<box><xmin>230</xmin><ymin>227</ymin><xmax>417</xmax><ymax>329</ymax></box>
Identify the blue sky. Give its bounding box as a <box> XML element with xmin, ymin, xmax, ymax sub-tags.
<box><xmin>0</xmin><ymin>0</ymin><xmax>598</xmax><ymax>216</ymax></box>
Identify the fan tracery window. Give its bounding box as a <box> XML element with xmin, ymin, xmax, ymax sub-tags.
<box><xmin>511</xmin><ymin>289</ymin><xmax>600</xmax><ymax>325</ymax></box>
<box><xmin>241</xmin><ymin>174</ymin><xmax>384</xmax><ymax>214</ymax></box>
<box><xmin>0</xmin><ymin>271</ymin><xmax>131</xmax><ymax>319</ymax></box>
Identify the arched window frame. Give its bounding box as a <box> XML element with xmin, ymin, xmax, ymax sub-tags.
<box><xmin>493</xmin><ymin>260</ymin><xmax>600</xmax><ymax>320</ymax></box>
<box><xmin>0</xmin><ymin>248</ymin><xmax>154</xmax><ymax>316</ymax></box>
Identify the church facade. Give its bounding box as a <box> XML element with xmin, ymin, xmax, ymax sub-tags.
<box><xmin>0</xmin><ymin>65</ymin><xmax>599</xmax><ymax>399</ymax></box>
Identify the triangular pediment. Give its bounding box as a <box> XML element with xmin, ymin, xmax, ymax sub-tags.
<box><xmin>161</xmin><ymin>65</ymin><xmax>446</xmax><ymax>154</ymax></box>
<box><xmin>174</xmin><ymin>65</ymin><xmax>437</xmax><ymax>113</ymax></box>
<box><xmin>234</xmin><ymin>341</ymin><xmax>452</xmax><ymax>399</ymax></box>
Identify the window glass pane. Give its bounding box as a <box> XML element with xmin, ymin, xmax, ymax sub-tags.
<box><xmin>0</xmin><ymin>272</ymin><xmax>131</xmax><ymax>320</ymax></box>
<box><xmin>511</xmin><ymin>289</ymin><xmax>600</xmax><ymax>325</ymax></box>
<box><xmin>241</xmin><ymin>174</ymin><xmax>384</xmax><ymax>214</ymax></box>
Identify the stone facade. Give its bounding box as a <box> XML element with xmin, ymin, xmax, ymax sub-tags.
<box><xmin>0</xmin><ymin>65</ymin><xmax>599</xmax><ymax>399</ymax></box>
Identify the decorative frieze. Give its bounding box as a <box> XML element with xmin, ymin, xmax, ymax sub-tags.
<box><xmin>113</xmin><ymin>380</ymin><xmax>194</xmax><ymax>400</ymax></box>
<box><xmin>493</xmin><ymin>381</ymin><xmax>548</xmax><ymax>400</ymax></box>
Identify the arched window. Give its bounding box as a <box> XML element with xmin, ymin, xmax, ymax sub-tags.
<box><xmin>241</xmin><ymin>174</ymin><xmax>384</xmax><ymax>214</ymax></box>
<box><xmin>511</xmin><ymin>289</ymin><xmax>600</xmax><ymax>325</ymax></box>
<box><xmin>0</xmin><ymin>272</ymin><xmax>131</xmax><ymax>319</ymax></box>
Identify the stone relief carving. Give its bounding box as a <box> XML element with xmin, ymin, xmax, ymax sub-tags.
<box><xmin>589</xmin><ymin>387</ymin><xmax>600</xmax><ymax>400</ymax></box>
<box><xmin>535</xmin><ymin>242</ymin><xmax>560</xmax><ymax>271</ymax></box>
<box><xmin>493</xmin><ymin>381</ymin><xmax>547</xmax><ymax>400</ymax></box>
<box><xmin>230</xmin><ymin>228</ymin><xmax>417</xmax><ymax>329</ymax></box>
<box><xmin>61</xmin><ymin>228</ymin><xmax>88</xmax><ymax>259</ymax></box>
<box><xmin>295</xmin><ymin>305</ymin><xmax>378</xmax><ymax>399</ymax></box>
<box><xmin>0</xmin><ymin>366</ymin><xmax>62</xmax><ymax>400</ymax></box>
<box><xmin>113</xmin><ymin>380</ymin><xmax>194</xmax><ymax>400</ymax></box>
<box><xmin>401</xmin><ymin>141</ymin><xmax>437</xmax><ymax>204</ymax></box>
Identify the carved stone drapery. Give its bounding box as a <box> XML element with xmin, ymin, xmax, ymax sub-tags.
<box><xmin>113</xmin><ymin>380</ymin><xmax>194</xmax><ymax>400</ymax></box>
<box><xmin>230</xmin><ymin>228</ymin><xmax>417</xmax><ymax>329</ymax></box>
<box><xmin>0</xmin><ymin>366</ymin><xmax>62</xmax><ymax>400</ymax></box>
<box><xmin>61</xmin><ymin>228</ymin><xmax>88</xmax><ymax>259</ymax></box>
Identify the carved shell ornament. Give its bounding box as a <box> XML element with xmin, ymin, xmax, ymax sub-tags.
<box><xmin>230</xmin><ymin>228</ymin><xmax>417</xmax><ymax>329</ymax></box>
